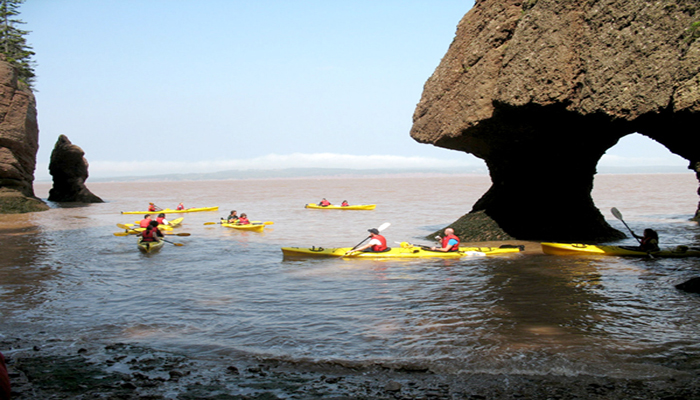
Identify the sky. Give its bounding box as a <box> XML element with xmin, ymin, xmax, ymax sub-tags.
<box><xmin>20</xmin><ymin>1</ymin><xmax>688</xmax><ymax>180</ymax></box>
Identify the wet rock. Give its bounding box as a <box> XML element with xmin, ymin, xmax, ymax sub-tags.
<box><xmin>675</xmin><ymin>277</ymin><xmax>700</xmax><ymax>294</ymax></box>
<box><xmin>411</xmin><ymin>0</ymin><xmax>700</xmax><ymax>242</ymax></box>
<box><xmin>385</xmin><ymin>380</ymin><xmax>402</xmax><ymax>392</ymax></box>
<box><xmin>48</xmin><ymin>135</ymin><xmax>103</xmax><ymax>203</ymax></box>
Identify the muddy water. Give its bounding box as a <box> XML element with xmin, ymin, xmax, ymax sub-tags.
<box><xmin>2</xmin><ymin>173</ymin><xmax>699</xmax><ymax>378</ymax></box>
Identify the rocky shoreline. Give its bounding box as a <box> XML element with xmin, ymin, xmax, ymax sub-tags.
<box><xmin>3</xmin><ymin>336</ymin><xmax>700</xmax><ymax>399</ymax></box>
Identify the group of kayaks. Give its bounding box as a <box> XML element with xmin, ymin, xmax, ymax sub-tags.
<box><xmin>119</xmin><ymin>204</ymin><xmax>700</xmax><ymax>259</ymax></box>
<box><xmin>118</xmin><ymin>206</ymin><xmax>218</xmax><ymax>253</ymax></box>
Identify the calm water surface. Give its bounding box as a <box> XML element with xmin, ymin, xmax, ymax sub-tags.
<box><xmin>2</xmin><ymin>173</ymin><xmax>700</xmax><ymax>378</ymax></box>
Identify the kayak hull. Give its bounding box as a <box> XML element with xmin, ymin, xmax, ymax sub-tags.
<box><xmin>541</xmin><ymin>242</ymin><xmax>700</xmax><ymax>257</ymax></box>
<box><xmin>121</xmin><ymin>206</ymin><xmax>218</xmax><ymax>215</ymax></box>
<box><xmin>138</xmin><ymin>239</ymin><xmax>164</xmax><ymax>253</ymax></box>
<box><xmin>167</xmin><ymin>217</ymin><xmax>184</xmax><ymax>227</ymax></box>
<box><xmin>221</xmin><ymin>223</ymin><xmax>265</xmax><ymax>232</ymax></box>
<box><xmin>305</xmin><ymin>203</ymin><xmax>376</xmax><ymax>210</ymax></box>
<box><xmin>281</xmin><ymin>245</ymin><xmax>523</xmax><ymax>258</ymax></box>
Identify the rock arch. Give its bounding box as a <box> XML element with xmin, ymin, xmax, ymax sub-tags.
<box><xmin>411</xmin><ymin>0</ymin><xmax>700</xmax><ymax>242</ymax></box>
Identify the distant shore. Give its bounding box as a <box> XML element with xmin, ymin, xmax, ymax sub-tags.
<box><xmin>31</xmin><ymin>165</ymin><xmax>691</xmax><ymax>184</ymax></box>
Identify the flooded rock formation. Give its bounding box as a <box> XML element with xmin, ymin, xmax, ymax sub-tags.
<box><xmin>0</xmin><ymin>58</ymin><xmax>49</xmax><ymax>213</ymax></box>
<box><xmin>48</xmin><ymin>135</ymin><xmax>103</xmax><ymax>203</ymax></box>
<box><xmin>412</xmin><ymin>0</ymin><xmax>700</xmax><ymax>242</ymax></box>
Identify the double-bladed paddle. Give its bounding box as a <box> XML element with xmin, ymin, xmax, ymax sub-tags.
<box><xmin>345</xmin><ymin>222</ymin><xmax>391</xmax><ymax>255</ymax></box>
<box><xmin>113</xmin><ymin>231</ymin><xmax>190</xmax><ymax>237</ymax></box>
<box><xmin>611</xmin><ymin>207</ymin><xmax>642</xmax><ymax>245</ymax></box>
<box><xmin>116</xmin><ymin>223</ymin><xmax>184</xmax><ymax>246</ymax></box>
<box><xmin>611</xmin><ymin>207</ymin><xmax>652</xmax><ymax>258</ymax></box>
<box><xmin>204</xmin><ymin>221</ymin><xmax>274</xmax><ymax>226</ymax></box>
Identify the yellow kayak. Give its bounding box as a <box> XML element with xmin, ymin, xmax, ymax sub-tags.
<box><xmin>137</xmin><ymin>238</ymin><xmax>164</xmax><ymax>253</ymax></box>
<box><xmin>121</xmin><ymin>206</ymin><xmax>218</xmax><ymax>215</ymax></box>
<box><xmin>281</xmin><ymin>244</ymin><xmax>523</xmax><ymax>258</ymax></box>
<box><xmin>221</xmin><ymin>222</ymin><xmax>266</xmax><ymax>232</ymax></box>
<box><xmin>132</xmin><ymin>217</ymin><xmax>183</xmax><ymax>229</ymax></box>
<box><xmin>541</xmin><ymin>242</ymin><xmax>700</xmax><ymax>257</ymax></box>
<box><xmin>305</xmin><ymin>203</ymin><xmax>376</xmax><ymax>210</ymax></box>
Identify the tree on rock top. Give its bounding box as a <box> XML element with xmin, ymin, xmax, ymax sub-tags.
<box><xmin>0</xmin><ymin>0</ymin><xmax>34</xmax><ymax>87</ymax></box>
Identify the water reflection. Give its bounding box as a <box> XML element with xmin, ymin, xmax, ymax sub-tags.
<box><xmin>0</xmin><ymin>226</ymin><xmax>55</xmax><ymax>313</ymax></box>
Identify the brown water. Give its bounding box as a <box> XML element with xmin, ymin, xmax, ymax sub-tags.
<box><xmin>2</xmin><ymin>173</ymin><xmax>700</xmax><ymax>378</ymax></box>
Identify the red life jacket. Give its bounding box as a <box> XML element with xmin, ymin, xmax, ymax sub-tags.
<box><xmin>371</xmin><ymin>235</ymin><xmax>388</xmax><ymax>252</ymax></box>
<box><xmin>156</xmin><ymin>217</ymin><xmax>165</xmax><ymax>224</ymax></box>
<box><xmin>141</xmin><ymin>227</ymin><xmax>157</xmax><ymax>242</ymax></box>
<box><xmin>441</xmin><ymin>234</ymin><xmax>460</xmax><ymax>252</ymax></box>
<box><xmin>148</xmin><ymin>205</ymin><xmax>156</xmax><ymax>211</ymax></box>
<box><xmin>237</xmin><ymin>217</ymin><xmax>250</xmax><ymax>225</ymax></box>
<box><xmin>140</xmin><ymin>218</ymin><xmax>152</xmax><ymax>228</ymax></box>
<box><xmin>176</xmin><ymin>204</ymin><xmax>184</xmax><ymax>210</ymax></box>
<box><xmin>320</xmin><ymin>200</ymin><xmax>331</xmax><ymax>206</ymax></box>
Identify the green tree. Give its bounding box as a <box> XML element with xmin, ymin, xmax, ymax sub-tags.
<box><xmin>0</xmin><ymin>0</ymin><xmax>34</xmax><ymax>87</ymax></box>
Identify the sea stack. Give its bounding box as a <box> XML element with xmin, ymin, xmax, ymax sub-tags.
<box><xmin>0</xmin><ymin>58</ymin><xmax>49</xmax><ymax>213</ymax></box>
<box><xmin>48</xmin><ymin>135</ymin><xmax>103</xmax><ymax>203</ymax></box>
<box><xmin>411</xmin><ymin>0</ymin><xmax>700</xmax><ymax>242</ymax></box>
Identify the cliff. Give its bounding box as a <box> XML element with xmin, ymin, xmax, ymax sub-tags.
<box><xmin>411</xmin><ymin>0</ymin><xmax>700</xmax><ymax>241</ymax></box>
<box><xmin>0</xmin><ymin>59</ymin><xmax>48</xmax><ymax>213</ymax></box>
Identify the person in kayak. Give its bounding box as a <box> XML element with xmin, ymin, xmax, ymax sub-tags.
<box><xmin>148</xmin><ymin>202</ymin><xmax>162</xmax><ymax>212</ymax></box>
<box><xmin>139</xmin><ymin>220</ymin><xmax>163</xmax><ymax>242</ymax></box>
<box><xmin>237</xmin><ymin>213</ymin><xmax>250</xmax><ymax>225</ymax></box>
<box><xmin>156</xmin><ymin>213</ymin><xmax>169</xmax><ymax>226</ymax></box>
<box><xmin>319</xmin><ymin>198</ymin><xmax>331</xmax><ymax>206</ymax></box>
<box><xmin>139</xmin><ymin>214</ymin><xmax>153</xmax><ymax>228</ymax></box>
<box><xmin>176</xmin><ymin>202</ymin><xmax>185</xmax><ymax>210</ymax></box>
<box><xmin>353</xmin><ymin>228</ymin><xmax>388</xmax><ymax>252</ymax></box>
<box><xmin>341</xmin><ymin>200</ymin><xmax>349</xmax><ymax>207</ymax></box>
<box><xmin>633</xmin><ymin>228</ymin><xmax>660</xmax><ymax>252</ymax></box>
<box><xmin>227</xmin><ymin>210</ymin><xmax>239</xmax><ymax>223</ymax></box>
<box><xmin>430</xmin><ymin>228</ymin><xmax>460</xmax><ymax>252</ymax></box>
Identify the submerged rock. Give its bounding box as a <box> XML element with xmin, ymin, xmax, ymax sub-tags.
<box><xmin>676</xmin><ymin>277</ymin><xmax>700</xmax><ymax>294</ymax></box>
<box><xmin>48</xmin><ymin>135</ymin><xmax>103</xmax><ymax>203</ymax></box>
<box><xmin>411</xmin><ymin>0</ymin><xmax>700</xmax><ymax>241</ymax></box>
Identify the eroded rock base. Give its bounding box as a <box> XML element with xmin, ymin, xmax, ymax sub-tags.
<box><xmin>0</xmin><ymin>188</ymin><xmax>49</xmax><ymax>214</ymax></box>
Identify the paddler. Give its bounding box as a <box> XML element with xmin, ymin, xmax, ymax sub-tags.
<box><xmin>353</xmin><ymin>228</ymin><xmax>388</xmax><ymax>252</ymax></box>
<box><xmin>226</xmin><ymin>210</ymin><xmax>239</xmax><ymax>223</ymax></box>
<box><xmin>176</xmin><ymin>202</ymin><xmax>185</xmax><ymax>210</ymax></box>
<box><xmin>156</xmin><ymin>213</ymin><xmax>169</xmax><ymax>226</ymax></box>
<box><xmin>430</xmin><ymin>228</ymin><xmax>460</xmax><ymax>252</ymax></box>
<box><xmin>341</xmin><ymin>200</ymin><xmax>349</xmax><ymax>207</ymax></box>
<box><xmin>237</xmin><ymin>213</ymin><xmax>250</xmax><ymax>225</ymax></box>
<box><xmin>148</xmin><ymin>202</ymin><xmax>162</xmax><ymax>212</ymax></box>
<box><xmin>138</xmin><ymin>220</ymin><xmax>164</xmax><ymax>242</ymax></box>
<box><xmin>139</xmin><ymin>214</ymin><xmax>153</xmax><ymax>228</ymax></box>
<box><xmin>633</xmin><ymin>228</ymin><xmax>660</xmax><ymax>252</ymax></box>
<box><xmin>319</xmin><ymin>198</ymin><xmax>331</xmax><ymax>206</ymax></box>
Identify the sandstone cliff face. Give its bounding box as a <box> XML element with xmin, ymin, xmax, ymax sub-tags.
<box><xmin>0</xmin><ymin>59</ymin><xmax>48</xmax><ymax>213</ymax></box>
<box><xmin>412</xmin><ymin>0</ymin><xmax>700</xmax><ymax>241</ymax></box>
<box><xmin>48</xmin><ymin>135</ymin><xmax>103</xmax><ymax>203</ymax></box>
